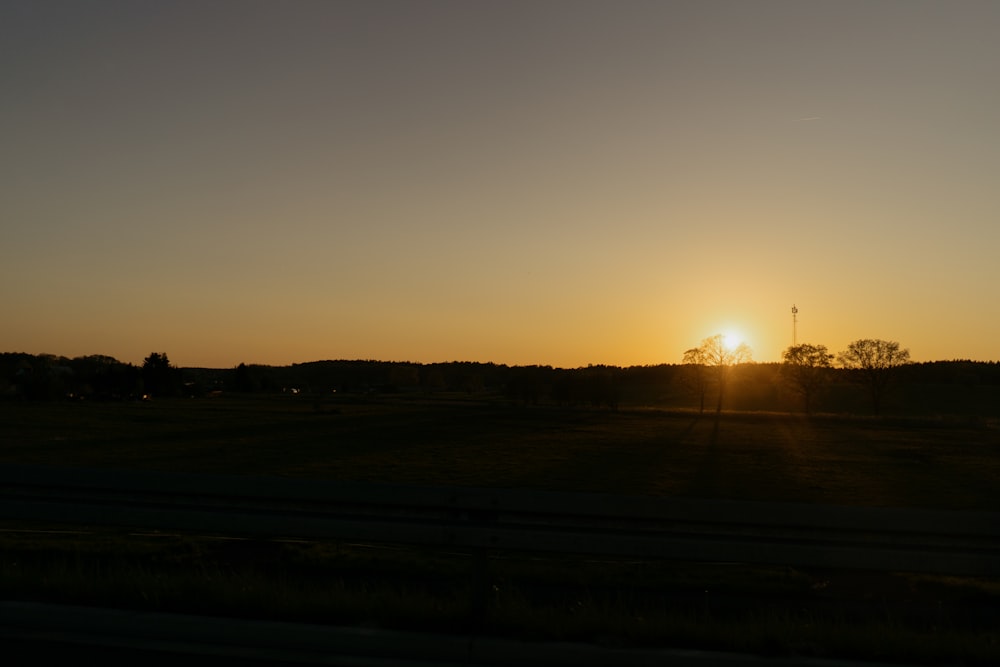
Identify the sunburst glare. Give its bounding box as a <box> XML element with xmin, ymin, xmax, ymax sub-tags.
<box><xmin>723</xmin><ymin>331</ymin><xmax>745</xmax><ymax>351</ymax></box>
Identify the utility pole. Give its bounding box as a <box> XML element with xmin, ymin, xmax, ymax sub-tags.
<box><xmin>791</xmin><ymin>304</ymin><xmax>798</xmax><ymax>346</ymax></box>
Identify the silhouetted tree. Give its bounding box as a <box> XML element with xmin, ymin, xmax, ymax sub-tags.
<box><xmin>682</xmin><ymin>346</ymin><xmax>710</xmax><ymax>413</ymax></box>
<box><xmin>782</xmin><ymin>344</ymin><xmax>834</xmax><ymax>414</ymax></box>
<box><xmin>686</xmin><ymin>334</ymin><xmax>752</xmax><ymax>415</ymax></box>
<box><xmin>69</xmin><ymin>354</ymin><xmax>138</xmax><ymax>399</ymax></box>
<box><xmin>232</xmin><ymin>363</ymin><xmax>260</xmax><ymax>392</ymax></box>
<box><xmin>837</xmin><ymin>339</ymin><xmax>911</xmax><ymax>415</ymax></box>
<box><xmin>141</xmin><ymin>352</ymin><xmax>179</xmax><ymax>397</ymax></box>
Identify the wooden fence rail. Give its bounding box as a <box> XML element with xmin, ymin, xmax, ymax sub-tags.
<box><xmin>2</xmin><ymin>464</ymin><xmax>998</xmax><ymax>576</ymax></box>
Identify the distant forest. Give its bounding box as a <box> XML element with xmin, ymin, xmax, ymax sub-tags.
<box><xmin>3</xmin><ymin>352</ymin><xmax>1000</xmax><ymax>420</ymax></box>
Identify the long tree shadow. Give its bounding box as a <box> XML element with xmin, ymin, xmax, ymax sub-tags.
<box><xmin>683</xmin><ymin>412</ymin><xmax>730</xmax><ymax>498</ymax></box>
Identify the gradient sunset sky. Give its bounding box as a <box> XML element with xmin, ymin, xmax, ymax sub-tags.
<box><xmin>4</xmin><ymin>1</ymin><xmax>999</xmax><ymax>368</ymax></box>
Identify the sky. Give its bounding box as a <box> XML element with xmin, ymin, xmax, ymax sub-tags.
<box><xmin>3</xmin><ymin>0</ymin><xmax>1000</xmax><ymax>368</ymax></box>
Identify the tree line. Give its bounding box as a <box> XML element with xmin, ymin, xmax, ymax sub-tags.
<box><xmin>2</xmin><ymin>349</ymin><xmax>1000</xmax><ymax>419</ymax></box>
<box><xmin>0</xmin><ymin>352</ymin><xmax>188</xmax><ymax>401</ymax></box>
<box><xmin>683</xmin><ymin>335</ymin><xmax>914</xmax><ymax>417</ymax></box>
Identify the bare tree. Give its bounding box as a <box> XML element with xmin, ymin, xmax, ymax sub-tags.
<box><xmin>837</xmin><ymin>339</ymin><xmax>910</xmax><ymax>415</ymax></box>
<box><xmin>682</xmin><ymin>346</ymin><xmax>709</xmax><ymax>413</ymax></box>
<box><xmin>782</xmin><ymin>343</ymin><xmax>834</xmax><ymax>414</ymax></box>
<box><xmin>686</xmin><ymin>334</ymin><xmax>752</xmax><ymax>415</ymax></box>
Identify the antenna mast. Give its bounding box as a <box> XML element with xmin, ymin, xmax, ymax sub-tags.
<box><xmin>791</xmin><ymin>304</ymin><xmax>798</xmax><ymax>346</ymax></box>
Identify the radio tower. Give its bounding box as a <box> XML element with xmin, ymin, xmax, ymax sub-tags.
<box><xmin>791</xmin><ymin>304</ymin><xmax>798</xmax><ymax>346</ymax></box>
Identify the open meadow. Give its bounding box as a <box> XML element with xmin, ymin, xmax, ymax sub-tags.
<box><xmin>2</xmin><ymin>393</ymin><xmax>999</xmax><ymax>663</ymax></box>
<box><xmin>1</xmin><ymin>392</ymin><xmax>998</xmax><ymax>509</ymax></box>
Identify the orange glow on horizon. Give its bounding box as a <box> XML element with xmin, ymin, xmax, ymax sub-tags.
<box><xmin>3</xmin><ymin>4</ymin><xmax>1000</xmax><ymax>367</ymax></box>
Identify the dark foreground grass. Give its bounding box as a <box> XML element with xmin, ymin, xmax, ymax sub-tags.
<box><xmin>2</xmin><ymin>526</ymin><xmax>998</xmax><ymax>665</ymax></box>
<box><xmin>2</xmin><ymin>394</ymin><xmax>999</xmax><ymax>662</ymax></box>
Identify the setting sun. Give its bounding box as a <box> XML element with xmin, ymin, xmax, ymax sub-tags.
<box><xmin>722</xmin><ymin>331</ymin><xmax>745</xmax><ymax>352</ymax></box>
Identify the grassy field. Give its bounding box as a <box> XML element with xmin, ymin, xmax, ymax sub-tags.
<box><xmin>2</xmin><ymin>393</ymin><xmax>998</xmax><ymax>663</ymax></box>
<box><xmin>2</xmin><ymin>392</ymin><xmax>998</xmax><ymax>509</ymax></box>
